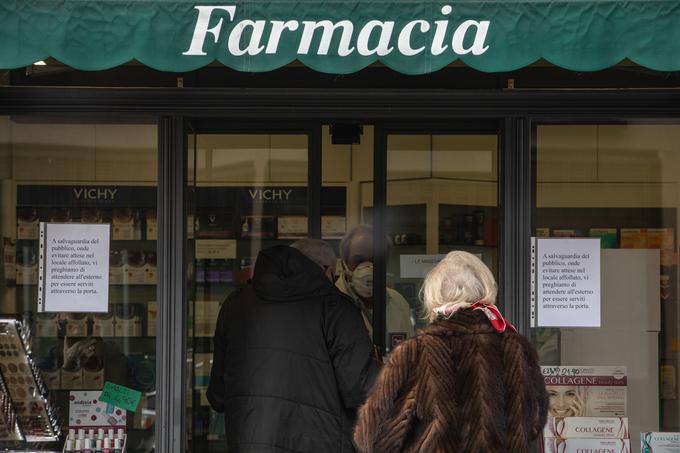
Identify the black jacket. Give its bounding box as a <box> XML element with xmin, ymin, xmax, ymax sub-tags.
<box><xmin>207</xmin><ymin>245</ymin><xmax>379</xmax><ymax>453</ymax></box>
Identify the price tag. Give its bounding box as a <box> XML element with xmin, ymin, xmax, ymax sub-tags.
<box><xmin>99</xmin><ymin>381</ymin><xmax>141</xmax><ymax>412</ymax></box>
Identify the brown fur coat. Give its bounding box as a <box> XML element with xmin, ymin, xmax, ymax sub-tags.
<box><xmin>354</xmin><ymin>309</ymin><xmax>548</xmax><ymax>453</ymax></box>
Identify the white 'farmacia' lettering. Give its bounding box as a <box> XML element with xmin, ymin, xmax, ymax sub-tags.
<box><xmin>182</xmin><ymin>5</ymin><xmax>491</xmax><ymax>58</ymax></box>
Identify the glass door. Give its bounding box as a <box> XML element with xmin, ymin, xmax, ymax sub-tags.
<box><xmin>185</xmin><ymin>126</ymin><xmax>310</xmax><ymax>452</ymax></box>
<box><xmin>380</xmin><ymin>130</ymin><xmax>501</xmax><ymax>352</ymax></box>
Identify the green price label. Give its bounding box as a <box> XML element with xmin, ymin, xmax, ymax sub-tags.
<box><xmin>99</xmin><ymin>381</ymin><xmax>142</xmax><ymax>412</ymax></box>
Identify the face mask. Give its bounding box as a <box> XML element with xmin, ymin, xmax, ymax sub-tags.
<box><xmin>349</xmin><ymin>261</ymin><xmax>373</xmax><ymax>299</ymax></box>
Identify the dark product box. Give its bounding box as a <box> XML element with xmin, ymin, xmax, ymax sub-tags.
<box><xmin>195</xmin><ymin>210</ymin><xmax>234</xmax><ymax>239</ymax></box>
<box><xmin>240</xmin><ymin>216</ymin><xmax>275</xmax><ymax>239</ymax></box>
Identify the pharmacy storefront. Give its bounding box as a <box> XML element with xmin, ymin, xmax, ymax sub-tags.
<box><xmin>1</xmin><ymin>1</ymin><xmax>680</xmax><ymax>452</ymax></box>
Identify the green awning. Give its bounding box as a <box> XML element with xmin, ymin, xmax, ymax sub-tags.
<box><xmin>1</xmin><ymin>0</ymin><xmax>679</xmax><ymax>74</ymax></box>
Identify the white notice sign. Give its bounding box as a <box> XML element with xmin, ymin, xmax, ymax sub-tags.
<box><xmin>534</xmin><ymin>238</ymin><xmax>600</xmax><ymax>327</ymax></box>
<box><xmin>39</xmin><ymin>223</ymin><xmax>110</xmax><ymax>313</ymax></box>
<box><xmin>400</xmin><ymin>254</ymin><xmax>446</xmax><ymax>278</ymax></box>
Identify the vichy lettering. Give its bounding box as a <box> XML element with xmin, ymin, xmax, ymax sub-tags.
<box><xmin>183</xmin><ymin>5</ymin><xmax>490</xmax><ymax>57</ymax></box>
<box><xmin>249</xmin><ymin>189</ymin><xmax>293</xmax><ymax>201</ymax></box>
<box><xmin>73</xmin><ymin>188</ymin><xmax>118</xmax><ymax>200</ymax></box>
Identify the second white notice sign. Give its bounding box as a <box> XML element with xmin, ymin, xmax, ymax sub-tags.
<box><xmin>533</xmin><ymin>238</ymin><xmax>601</xmax><ymax>328</ymax></box>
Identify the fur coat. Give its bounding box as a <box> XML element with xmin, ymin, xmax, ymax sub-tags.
<box><xmin>354</xmin><ymin>309</ymin><xmax>548</xmax><ymax>453</ymax></box>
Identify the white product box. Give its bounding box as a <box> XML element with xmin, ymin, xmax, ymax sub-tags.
<box><xmin>81</xmin><ymin>367</ymin><xmax>104</xmax><ymax>390</ymax></box>
<box><xmin>321</xmin><ymin>216</ymin><xmax>346</xmax><ymax>239</ymax></box>
<box><xmin>17</xmin><ymin>219</ymin><xmax>39</xmax><ymax>240</ymax></box>
<box><xmin>277</xmin><ymin>216</ymin><xmax>308</xmax><ymax>239</ymax></box>
<box><xmin>125</xmin><ymin>264</ymin><xmax>146</xmax><ymax>285</ymax></box>
<box><xmin>92</xmin><ymin>314</ymin><xmax>115</xmax><ymax>337</ymax></box>
<box><xmin>544</xmin><ymin>438</ymin><xmax>630</xmax><ymax>453</ymax></box>
<box><xmin>15</xmin><ymin>264</ymin><xmax>37</xmax><ymax>285</ymax></box>
<box><xmin>35</xmin><ymin>314</ymin><xmax>60</xmax><ymax>337</ymax></box>
<box><xmin>61</xmin><ymin>368</ymin><xmax>83</xmax><ymax>390</ymax></box>
<box><xmin>641</xmin><ymin>432</ymin><xmax>680</xmax><ymax>452</ymax></box>
<box><xmin>65</xmin><ymin>315</ymin><xmax>88</xmax><ymax>337</ymax></box>
<box><xmin>544</xmin><ymin>417</ymin><xmax>629</xmax><ymax>439</ymax></box>
<box><xmin>542</xmin><ymin>366</ymin><xmax>627</xmax><ymax>417</ymax></box>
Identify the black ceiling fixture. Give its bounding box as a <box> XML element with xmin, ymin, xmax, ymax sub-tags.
<box><xmin>330</xmin><ymin>123</ymin><xmax>363</xmax><ymax>145</ymax></box>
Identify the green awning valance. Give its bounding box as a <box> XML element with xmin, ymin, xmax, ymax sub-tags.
<box><xmin>1</xmin><ymin>0</ymin><xmax>679</xmax><ymax>74</ymax></box>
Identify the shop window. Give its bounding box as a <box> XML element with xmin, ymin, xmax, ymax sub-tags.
<box><xmin>0</xmin><ymin>116</ymin><xmax>157</xmax><ymax>451</ymax></box>
<box><xmin>533</xmin><ymin>123</ymin><xmax>680</xmax><ymax>450</ymax></box>
<box><xmin>385</xmin><ymin>133</ymin><xmax>499</xmax><ymax>349</ymax></box>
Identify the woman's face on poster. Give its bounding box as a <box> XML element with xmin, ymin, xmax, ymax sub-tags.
<box><xmin>547</xmin><ymin>385</ymin><xmax>583</xmax><ymax>417</ymax></box>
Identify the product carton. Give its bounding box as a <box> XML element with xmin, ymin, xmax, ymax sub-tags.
<box><xmin>61</xmin><ymin>368</ymin><xmax>83</xmax><ymax>390</ymax></box>
<box><xmin>34</xmin><ymin>313</ymin><xmax>60</xmax><ymax>337</ymax></box>
<box><xmin>92</xmin><ymin>313</ymin><xmax>115</xmax><ymax>337</ymax></box>
<box><xmin>542</xmin><ymin>366</ymin><xmax>627</xmax><ymax>417</ymax></box>
<box><xmin>114</xmin><ymin>305</ymin><xmax>142</xmax><ymax>337</ymax></box>
<box><xmin>15</xmin><ymin>263</ymin><xmax>37</xmax><ymax>285</ymax></box>
<box><xmin>321</xmin><ymin>216</ymin><xmax>346</xmax><ymax>239</ymax></box>
<box><xmin>277</xmin><ymin>216</ymin><xmax>308</xmax><ymax>239</ymax></box>
<box><xmin>544</xmin><ymin>438</ymin><xmax>630</xmax><ymax>453</ymax></box>
<box><xmin>589</xmin><ymin>228</ymin><xmax>618</xmax><ymax>249</ymax></box>
<box><xmin>112</xmin><ymin>208</ymin><xmax>141</xmax><ymax>240</ymax></box>
<box><xmin>65</xmin><ymin>314</ymin><xmax>88</xmax><ymax>337</ymax></box>
<box><xmin>544</xmin><ymin>417</ymin><xmax>629</xmax><ymax>439</ymax></box>
<box><xmin>17</xmin><ymin>208</ymin><xmax>39</xmax><ymax>240</ymax></box>
<box><xmin>240</xmin><ymin>216</ymin><xmax>275</xmax><ymax>239</ymax></box>
<box><xmin>641</xmin><ymin>432</ymin><xmax>680</xmax><ymax>452</ymax></box>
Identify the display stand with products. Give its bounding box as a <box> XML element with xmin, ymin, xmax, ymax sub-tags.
<box><xmin>0</xmin><ymin>319</ymin><xmax>60</xmax><ymax>443</ymax></box>
<box><xmin>0</xmin><ymin>369</ymin><xmax>23</xmax><ymax>442</ymax></box>
<box><xmin>62</xmin><ymin>427</ymin><xmax>126</xmax><ymax>452</ymax></box>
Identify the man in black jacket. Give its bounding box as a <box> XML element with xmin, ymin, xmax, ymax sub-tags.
<box><xmin>207</xmin><ymin>239</ymin><xmax>379</xmax><ymax>452</ymax></box>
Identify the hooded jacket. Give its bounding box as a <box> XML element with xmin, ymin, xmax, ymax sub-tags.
<box><xmin>207</xmin><ymin>246</ymin><xmax>379</xmax><ymax>453</ymax></box>
<box><xmin>354</xmin><ymin>309</ymin><xmax>548</xmax><ymax>453</ymax></box>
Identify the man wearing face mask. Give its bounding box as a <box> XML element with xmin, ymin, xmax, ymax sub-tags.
<box><xmin>336</xmin><ymin>224</ymin><xmax>414</xmax><ymax>350</ymax></box>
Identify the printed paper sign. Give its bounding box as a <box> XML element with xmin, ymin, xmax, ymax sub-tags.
<box><xmin>534</xmin><ymin>238</ymin><xmax>601</xmax><ymax>327</ymax></box>
<box><xmin>400</xmin><ymin>255</ymin><xmax>446</xmax><ymax>278</ymax></box>
<box><xmin>69</xmin><ymin>391</ymin><xmax>126</xmax><ymax>428</ymax></box>
<box><xmin>99</xmin><ymin>382</ymin><xmax>141</xmax><ymax>412</ymax></box>
<box><xmin>195</xmin><ymin>239</ymin><xmax>236</xmax><ymax>259</ymax></box>
<box><xmin>40</xmin><ymin>223</ymin><xmax>110</xmax><ymax>313</ymax></box>
<box><xmin>542</xmin><ymin>366</ymin><xmax>627</xmax><ymax>417</ymax></box>
<box><xmin>641</xmin><ymin>432</ymin><xmax>680</xmax><ymax>452</ymax></box>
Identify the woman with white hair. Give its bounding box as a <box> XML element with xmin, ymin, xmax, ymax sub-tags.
<box><xmin>354</xmin><ymin>251</ymin><xmax>548</xmax><ymax>453</ymax></box>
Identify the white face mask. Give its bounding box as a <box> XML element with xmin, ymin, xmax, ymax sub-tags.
<box><xmin>348</xmin><ymin>261</ymin><xmax>373</xmax><ymax>299</ymax></box>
